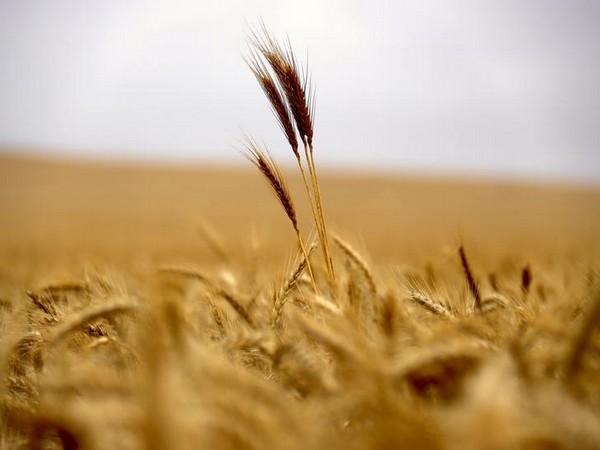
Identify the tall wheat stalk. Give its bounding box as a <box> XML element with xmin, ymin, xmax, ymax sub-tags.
<box><xmin>241</xmin><ymin>137</ymin><xmax>318</xmax><ymax>293</ymax></box>
<box><xmin>245</xmin><ymin>25</ymin><xmax>336</xmax><ymax>283</ymax></box>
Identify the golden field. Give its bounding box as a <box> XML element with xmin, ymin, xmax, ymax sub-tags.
<box><xmin>2</xmin><ymin>154</ymin><xmax>598</xmax><ymax>269</ymax></box>
<box><xmin>0</xmin><ymin>154</ymin><xmax>599</xmax><ymax>449</ymax></box>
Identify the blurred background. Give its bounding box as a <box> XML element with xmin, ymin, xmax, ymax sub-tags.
<box><xmin>1</xmin><ymin>0</ymin><xmax>599</xmax><ymax>184</ymax></box>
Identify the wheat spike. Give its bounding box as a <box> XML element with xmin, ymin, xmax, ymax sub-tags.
<box><xmin>458</xmin><ymin>245</ymin><xmax>482</xmax><ymax>311</ymax></box>
<box><xmin>272</xmin><ymin>243</ymin><xmax>317</xmax><ymax>330</ymax></box>
<box><xmin>333</xmin><ymin>234</ymin><xmax>377</xmax><ymax>297</ymax></box>
<box><xmin>241</xmin><ymin>137</ymin><xmax>317</xmax><ymax>292</ymax></box>
<box><xmin>48</xmin><ymin>302</ymin><xmax>137</xmax><ymax>345</ymax></box>
<box><xmin>244</xmin><ymin>49</ymin><xmax>299</xmax><ymax>158</ymax></box>
<box><xmin>248</xmin><ymin>25</ymin><xmax>335</xmax><ymax>283</ymax></box>
<box><xmin>241</xmin><ymin>137</ymin><xmax>297</xmax><ymax>229</ymax></box>
<box><xmin>407</xmin><ymin>291</ymin><xmax>453</xmax><ymax>318</ymax></box>
<box><xmin>248</xmin><ymin>25</ymin><xmax>314</xmax><ymax>146</ymax></box>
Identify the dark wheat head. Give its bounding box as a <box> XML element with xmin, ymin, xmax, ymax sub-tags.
<box><xmin>244</xmin><ymin>49</ymin><xmax>299</xmax><ymax>158</ymax></box>
<box><xmin>241</xmin><ymin>137</ymin><xmax>298</xmax><ymax>231</ymax></box>
<box><xmin>249</xmin><ymin>26</ymin><xmax>315</xmax><ymax>147</ymax></box>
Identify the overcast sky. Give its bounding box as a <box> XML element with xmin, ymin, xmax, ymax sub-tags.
<box><xmin>1</xmin><ymin>1</ymin><xmax>599</xmax><ymax>183</ymax></box>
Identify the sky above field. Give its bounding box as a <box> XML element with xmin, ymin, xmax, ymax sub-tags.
<box><xmin>1</xmin><ymin>1</ymin><xmax>599</xmax><ymax>183</ymax></box>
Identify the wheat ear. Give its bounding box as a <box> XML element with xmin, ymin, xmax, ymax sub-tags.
<box><xmin>245</xmin><ymin>42</ymin><xmax>322</xmax><ymax>249</ymax></box>
<box><xmin>48</xmin><ymin>302</ymin><xmax>137</xmax><ymax>345</ymax></box>
<box><xmin>272</xmin><ymin>242</ymin><xmax>317</xmax><ymax>330</ymax></box>
<box><xmin>333</xmin><ymin>234</ymin><xmax>376</xmax><ymax>297</ymax></box>
<box><xmin>158</xmin><ymin>266</ymin><xmax>256</xmax><ymax>328</ymax></box>
<box><xmin>249</xmin><ymin>26</ymin><xmax>335</xmax><ymax>283</ymax></box>
<box><xmin>407</xmin><ymin>291</ymin><xmax>453</xmax><ymax>318</ymax></box>
<box><xmin>458</xmin><ymin>245</ymin><xmax>482</xmax><ymax>311</ymax></box>
<box><xmin>241</xmin><ymin>137</ymin><xmax>317</xmax><ymax>292</ymax></box>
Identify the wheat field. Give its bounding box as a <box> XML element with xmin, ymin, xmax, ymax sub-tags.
<box><xmin>0</xmin><ymin>153</ymin><xmax>598</xmax><ymax>449</ymax></box>
<box><xmin>1</xmin><ymin>29</ymin><xmax>600</xmax><ymax>449</ymax></box>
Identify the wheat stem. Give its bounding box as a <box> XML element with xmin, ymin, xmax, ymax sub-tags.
<box><xmin>309</xmin><ymin>145</ymin><xmax>333</xmax><ymax>276</ymax></box>
<box><xmin>296</xmin><ymin>229</ymin><xmax>318</xmax><ymax>294</ymax></box>
<box><xmin>241</xmin><ymin>137</ymin><xmax>317</xmax><ymax>292</ymax></box>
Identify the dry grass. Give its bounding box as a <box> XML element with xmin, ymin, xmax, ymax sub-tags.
<box><xmin>0</xmin><ymin>27</ymin><xmax>599</xmax><ymax>450</ymax></box>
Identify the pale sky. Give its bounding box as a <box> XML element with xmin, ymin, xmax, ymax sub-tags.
<box><xmin>1</xmin><ymin>1</ymin><xmax>599</xmax><ymax>183</ymax></box>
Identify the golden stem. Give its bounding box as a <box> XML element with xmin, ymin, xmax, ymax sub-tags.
<box><xmin>296</xmin><ymin>228</ymin><xmax>318</xmax><ymax>294</ymax></box>
<box><xmin>305</xmin><ymin>142</ymin><xmax>335</xmax><ymax>282</ymax></box>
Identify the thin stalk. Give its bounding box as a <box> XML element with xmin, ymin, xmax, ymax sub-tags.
<box><xmin>306</xmin><ymin>143</ymin><xmax>335</xmax><ymax>281</ymax></box>
<box><xmin>295</xmin><ymin>227</ymin><xmax>318</xmax><ymax>294</ymax></box>
<box><xmin>242</xmin><ymin>138</ymin><xmax>318</xmax><ymax>292</ymax></box>
<box><xmin>302</xmin><ymin>143</ymin><xmax>328</xmax><ymax>276</ymax></box>
<box><xmin>294</xmin><ymin>154</ymin><xmax>323</xmax><ymax>244</ymax></box>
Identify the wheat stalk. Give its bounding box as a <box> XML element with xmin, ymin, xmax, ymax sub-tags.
<box><xmin>240</xmin><ymin>137</ymin><xmax>317</xmax><ymax>292</ymax></box>
<box><xmin>247</xmin><ymin>25</ymin><xmax>335</xmax><ymax>283</ymax></box>
<box><xmin>245</xmin><ymin>42</ymin><xmax>323</xmax><ymax>270</ymax></box>
<box><xmin>333</xmin><ymin>234</ymin><xmax>376</xmax><ymax>297</ymax></box>
<box><xmin>272</xmin><ymin>242</ymin><xmax>317</xmax><ymax>330</ymax></box>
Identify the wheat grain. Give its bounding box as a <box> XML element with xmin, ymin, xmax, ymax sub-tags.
<box><xmin>47</xmin><ymin>302</ymin><xmax>137</xmax><ymax>345</ymax></box>
<box><xmin>244</xmin><ymin>49</ymin><xmax>299</xmax><ymax>158</ymax></box>
<box><xmin>407</xmin><ymin>291</ymin><xmax>453</xmax><ymax>318</ymax></box>
<box><xmin>249</xmin><ymin>25</ymin><xmax>314</xmax><ymax>147</ymax></box>
<box><xmin>272</xmin><ymin>243</ymin><xmax>317</xmax><ymax>330</ymax></box>
<box><xmin>458</xmin><ymin>245</ymin><xmax>482</xmax><ymax>311</ymax></box>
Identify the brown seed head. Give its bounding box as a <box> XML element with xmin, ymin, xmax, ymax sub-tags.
<box><xmin>458</xmin><ymin>245</ymin><xmax>482</xmax><ymax>311</ymax></box>
<box><xmin>249</xmin><ymin>26</ymin><xmax>314</xmax><ymax>146</ymax></box>
<box><xmin>245</xmin><ymin>49</ymin><xmax>299</xmax><ymax>158</ymax></box>
<box><xmin>241</xmin><ymin>137</ymin><xmax>298</xmax><ymax>230</ymax></box>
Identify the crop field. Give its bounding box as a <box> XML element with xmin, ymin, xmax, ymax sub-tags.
<box><xmin>1</xmin><ymin>29</ymin><xmax>600</xmax><ymax>449</ymax></box>
<box><xmin>0</xmin><ymin>154</ymin><xmax>599</xmax><ymax>449</ymax></box>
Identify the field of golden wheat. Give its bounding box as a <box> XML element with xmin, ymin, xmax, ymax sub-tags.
<box><xmin>0</xmin><ymin>153</ymin><xmax>599</xmax><ymax>449</ymax></box>
<box><xmin>1</xmin><ymin>27</ymin><xmax>599</xmax><ymax>450</ymax></box>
